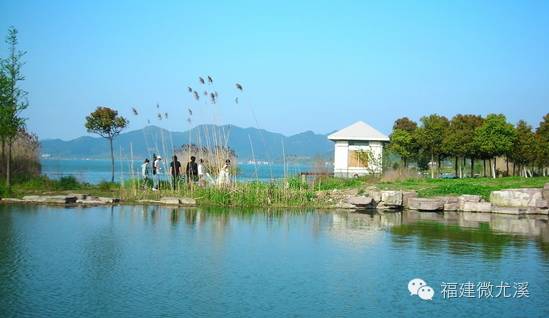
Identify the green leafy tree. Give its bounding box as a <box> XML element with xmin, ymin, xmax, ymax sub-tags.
<box><xmin>415</xmin><ymin>114</ymin><xmax>449</xmax><ymax>178</ymax></box>
<box><xmin>389</xmin><ymin>129</ymin><xmax>415</xmax><ymax>168</ymax></box>
<box><xmin>444</xmin><ymin>114</ymin><xmax>484</xmax><ymax>178</ymax></box>
<box><xmin>510</xmin><ymin>120</ymin><xmax>536</xmax><ymax>177</ymax></box>
<box><xmin>0</xmin><ymin>26</ymin><xmax>28</xmax><ymax>187</ymax></box>
<box><xmin>85</xmin><ymin>107</ymin><xmax>128</xmax><ymax>182</ymax></box>
<box><xmin>473</xmin><ymin>114</ymin><xmax>517</xmax><ymax>178</ymax></box>
<box><xmin>393</xmin><ymin>117</ymin><xmax>418</xmax><ymax>133</ymax></box>
<box><xmin>534</xmin><ymin>113</ymin><xmax>549</xmax><ymax>175</ymax></box>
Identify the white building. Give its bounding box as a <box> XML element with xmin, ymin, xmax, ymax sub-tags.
<box><xmin>328</xmin><ymin>121</ymin><xmax>390</xmax><ymax>177</ymax></box>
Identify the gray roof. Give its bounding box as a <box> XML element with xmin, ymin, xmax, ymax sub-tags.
<box><xmin>328</xmin><ymin>121</ymin><xmax>390</xmax><ymax>141</ymax></box>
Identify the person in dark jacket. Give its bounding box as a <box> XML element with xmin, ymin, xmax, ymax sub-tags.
<box><xmin>186</xmin><ymin>156</ymin><xmax>198</xmax><ymax>184</ymax></box>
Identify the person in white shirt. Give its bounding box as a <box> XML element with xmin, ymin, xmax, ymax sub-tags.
<box><xmin>217</xmin><ymin>159</ymin><xmax>231</xmax><ymax>186</ymax></box>
<box><xmin>141</xmin><ymin>158</ymin><xmax>150</xmax><ymax>187</ymax></box>
<box><xmin>153</xmin><ymin>156</ymin><xmax>162</xmax><ymax>190</ymax></box>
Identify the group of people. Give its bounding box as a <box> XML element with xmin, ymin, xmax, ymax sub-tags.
<box><xmin>141</xmin><ymin>154</ymin><xmax>232</xmax><ymax>190</ymax></box>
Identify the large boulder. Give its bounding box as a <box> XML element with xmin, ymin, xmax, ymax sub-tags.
<box><xmin>458</xmin><ymin>195</ymin><xmax>481</xmax><ymax>210</ymax></box>
<box><xmin>461</xmin><ymin>202</ymin><xmax>492</xmax><ymax>213</ymax></box>
<box><xmin>160</xmin><ymin>197</ymin><xmax>197</xmax><ymax>206</ymax></box>
<box><xmin>543</xmin><ymin>183</ymin><xmax>549</xmax><ymax>200</ymax></box>
<box><xmin>408</xmin><ymin>198</ymin><xmax>445</xmax><ymax>211</ymax></box>
<box><xmin>381</xmin><ymin>191</ymin><xmax>403</xmax><ymax>206</ymax></box>
<box><xmin>22</xmin><ymin>195</ymin><xmax>77</xmax><ymax>204</ymax></box>
<box><xmin>490</xmin><ymin>189</ymin><xmax>543</xmax><ymax>208</ymax></box>
<box><xmin>346</xmin><ymin>196</ymin><xmax>374</xmax><ymax>207</ymax></box>
<box><xmin>402</xmin><ymin>191</ymin><xmax>418</xmax><ymax>209</ymax></box>
<box><xmin>367</xmin><ymin>190</ymin><xmax>382</xmax><ymax>203</ymax></box>
<box><xmin>491</xmin><ymin>206</ymin><xmax>526</xmax><ymax>215</ymax></box>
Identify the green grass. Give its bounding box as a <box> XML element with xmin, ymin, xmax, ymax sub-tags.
<box><xmin>375</xmin><ymin>176</ymin><xmax>549</xmax><ymax>199</ymax></box>
<box><xmin>3</xmin><ymin>175</ymin><xmax>549</xmax><ymax>207</ymax></box>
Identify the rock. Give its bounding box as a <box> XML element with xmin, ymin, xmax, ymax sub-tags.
<box><xmin>402</xmin><ymin>191</ymin><xmax>418</xmax><ymax>208</ymax></box>
<box><xmin>68</xmin><ymin>193</ymin><xmax>88</xmax><ymax>200</ymax></box>
<box><xmin>444</xmin><ymin>202</ymin><xmax>459</xmax><ymax>211</ymax></box>
<box><xmin>346</xmin><ymin>196</ymin><xmax>373</xmax><ymax>207</ymax></box>
<box><xmin>491</xmin><ymin>206</ymin><xmax>526</xmax><ymax>215</ymax></box>
<box><xmin>461</xmin><ymin>202</ymin><xmax>492</xmax><ymax>213</ymax></box>
<box><xmin>408</xmin><ymin>198</ymin><xmax>444</xmax><ymax>211</ymax></box>
<box><xmin>458</xmin><ymin>195</ymin><xmax>481</xmax><ymax>210</ymax></box>
<box><xmin>179</xmin><ymin>198</ymin><xmax>196</xmax><ymax>206</ymax></box>
<box><xmin>527</xmin><ymin>207</ymin><xmax>549</xmax><ymax>215</ymax></box>
<box><xmin>160</xmin><ymin>197</ymin><xmax>196</xmax><ymax>206</ymax></box>
<box><xmin>160</xmin><ymin>197</ymin><xmax>182</xmax><ymax>205</ymax></box>
<box><xmin>367</xmin><ymin>190</ymin><xmax>382</xmax><ymax>203</ymax></box>
<box><xmin>490</xmin><ymin>189</ymin><xmax>543</xmax><ymax>208</ymax></box>
<box><xmin>76</xmin><ymin>199</ymin><xmax>106</xmax><ymax>205</ymax></box>
<box><xmin>543</xmin><ymin>183</ymin><xmax>549</xmax><ymax>200</ymax></box>
<box><xmin>335</xmin><ymin>202</ymin><xmax>356</xmax><ymax>209</ymax></box>
<box><xmin>97</xmin><ymin>197</ymin><xmax>120</xmax><ymax>204</ymax></box>
<box><xmin>1</xmin><ymin>198</ymin><xmax>25</xmax><ymax>203</ymax></box>
<box><xmin>381</xmin><ymin>191</ymin><xmax>403</xmax><ymax>206</ymax></box>
<box><xmin>22</xmin><ymin>195</ymin><xmax>77</xmax><ymax>204</ymax></box>
<box><xmin>534</xmin><ymin>199</ymin><xmax>548</xmax><ymax>208</ymax></box>
<box><xmin>22</xmin><ymin>195</ymin><xmax>43</xmax><ymax>202</ymax></box>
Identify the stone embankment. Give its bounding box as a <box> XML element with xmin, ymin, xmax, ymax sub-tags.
<box><xmin>0</xmin><ymin>194</ymin><xmax>196</xmax><ymax>207</ymax></box>
<box><xmin>335</xmin><ymin>183</ymin><xmax>549</xmax><ymax>215</ymax></box>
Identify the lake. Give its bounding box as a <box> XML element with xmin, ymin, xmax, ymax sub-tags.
<box><xmin>0</xmin><ymin>205</ymin><xmax>547</xmax><ymax>317</ymax></box>
<box><xmin>40</xmin><ymin>159</ymin><xmax>315</xmax><ymax>184</ymax></box>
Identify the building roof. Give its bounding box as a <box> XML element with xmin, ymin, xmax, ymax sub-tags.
<box><xmin>328</xmin><ymin>121</ymin><xmax>390</xmax><ymax>142</ymax></box>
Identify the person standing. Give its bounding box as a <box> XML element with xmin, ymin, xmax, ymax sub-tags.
<box><xmin>217</xmin><ymin>159</ymin><xmax>231</xmax><ymax>186</ymax></box>
<box><xmin>141</xmin><ymin>158</ymin><xmax>150</xmax><ymax>187</ymax></box>
<box><xmin>153</xmin><ymin>155</ymin><xmax>162</xmax><ymax>191</ymax></box>
<box><xmin>169</xmin><ymin>155</ymin><xmax>182</xmax><ymax>190</ymax></box>
<box><xmin>197</xmin><ymin>159</ymin><xmax>205</xmax><ymax>186</ymax></box>
<box><xmin>186</xmin><ymin>156</ymin><xmax>199</xmax><ymax>184</ymax></box>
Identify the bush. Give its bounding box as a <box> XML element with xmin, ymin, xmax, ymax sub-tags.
<box><xmin>55</xmin><ymin>176</ymin><xmax>81</xmax><ymax>190</ymax></box>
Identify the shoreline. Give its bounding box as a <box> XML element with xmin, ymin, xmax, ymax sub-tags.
<box><xmin>2</xmin><ymin>181</ymin><xmax>548</xmax><ymax>215</ymax></box>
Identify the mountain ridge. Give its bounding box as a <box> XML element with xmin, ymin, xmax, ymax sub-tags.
<box><xmin>40</xmin><ymin>125</ymin><xmax>335</xmax><ymax>161</ymax></box>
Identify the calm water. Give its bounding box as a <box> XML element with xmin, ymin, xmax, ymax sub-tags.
<box><xmin>40</xmin><ymin>159</ymin><xmax>313</xmax><ymax>184</ymax></box>
<box><xmin>1</xmin><ymin>206</ymin><xmax>548</xmax><ymax>317</ymax></box>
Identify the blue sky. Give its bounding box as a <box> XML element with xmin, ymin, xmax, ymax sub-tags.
<box><xmin>1</xmin><ymin>0</ymin><xmax>548</xmax><ymax>140</ymax></box>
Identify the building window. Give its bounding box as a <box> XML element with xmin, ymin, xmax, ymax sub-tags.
<box><xmin>348</xmin><ymin>150</ymin><xmax>369</xmax><ymax>168</ymax></box>
<box><xmin>349</xmin><ymin>141</ymin><xmax>369</xmax><ymax>146</ymax></box>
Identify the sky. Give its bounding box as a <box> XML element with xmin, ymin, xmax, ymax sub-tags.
<box><xmin>1</xmin><ymin>0</ymin><xmax>548</xmax><ymax>140</ymax></box>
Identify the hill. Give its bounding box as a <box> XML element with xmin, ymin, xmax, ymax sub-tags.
<box><xmin>40</xmin><ymin>125</ymin><xmax>334</xmax><ymax>161</ymax></box>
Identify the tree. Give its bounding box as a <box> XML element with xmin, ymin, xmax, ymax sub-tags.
<box><xmin>389</xmin><ymin>129</ymin><xmax>415</xmax><ymax>168</ymax></box>
<box><xmin>473</xmin><ymin>114</ymin><xmax>516</xmax><ymax>178</ymax></box>
<box><xmin>415</xmin><ymin>114</ymin><xmax>449</xmax><ymax>178</ymax></box>
<box><xmin>393</xmin><ymin>117</ymin><xmax>418</xmax><ymax>133</ymax></box>
<box><xmin>0</xmin><ymin>26</ymin><xmax>28</xmax><ymax>187</ymax></box>
<box><xmin>534</xmin><ymin>113</ymin><xmax>549</xmax><ymax>176</ymax></box>
<box><xmin>444</xmin><ymin>114</ymin><xmax>484</xmax><ymax>178</ymax></box>
<box><xmin>510</xmin><ymin>120</ymin><xmax>536</xmax><ymax>177</ymax></box>
<box><xmin>85</xmin><ymin>107</ymin><xmax>128</xmax><ymax>182</ymax></box>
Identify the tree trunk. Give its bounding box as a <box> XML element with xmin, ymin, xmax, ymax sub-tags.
<box><xmin>506</xmin><ymin>157</ymin><xmax>509</xmax><ymax>176</ymax></box>
<box><xmin>109</xmin><ymin>137</ymin><xmax>115</xmax><ymax>183</ymax></box>
<box><xmin>6</xmin><ymin>142</ymin><xmax>11</xmax><ymax>187</ymax></box>
<box><xmin>1</xmin><ymin>138</ymin><xmax>4</xmax><ymax>178</ymax></box>
<box><xmin>483</xmin><ymin>160</ymin><xmax>486</xmax><ymax>177</ymax></box>
<box><xmin>470</xmin><ymin>158</ymin><xmax>474</xmax><ymax>178</ymax></box>
<box><xmin>455</xmin><ymin>157</ymin><xmax>458</xmax><ymax>178</ymax></box>
<box><xmin>492</xmin><ymin>157</ymin><xmax>497</xmax><ymax>179</ymax></box>
<box><xmin>462</xmin><ymin>157</ymin><xmax>466</xmax><ymax>178</ymax></box>
<box><xmin>430</xmin><ymin>152</ymin><xmax>435</xmax><ymax>179</ymax></box>
<box><xmin>512</xmin><ymin>162</ymin><xmax>516</xmax><ymax>176</ymax></box>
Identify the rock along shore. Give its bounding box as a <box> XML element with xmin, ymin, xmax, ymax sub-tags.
<box><xmin>331</xmin><ymin>183</ymin><xmax>549</xmax><ymax>215</ymax></box>
<box><xmin>0</xmin><ymin>194</ymin><xmax>196</xmax><ymax>207</ymax></box>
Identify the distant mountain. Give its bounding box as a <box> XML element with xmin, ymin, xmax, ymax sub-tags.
<box><xmin>40</xmin><ymin>125</ymin><xmax>334</xmax><ymax>161</ymax></box>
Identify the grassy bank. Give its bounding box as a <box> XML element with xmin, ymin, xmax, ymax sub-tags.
<box><xmin>374</xmin><ymin>177</ymin><xmax>549</xmax><ymax>199</ymax></box>
<box><xmin>2</xmin><ymin>175</ymin><xmax>549</xmax><ymax>207</ymax></box>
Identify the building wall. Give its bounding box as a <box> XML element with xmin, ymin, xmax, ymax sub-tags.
<box><xmin>333</xmin><ymin>140</ymin><xmax>384</xmax><ymax>177</ymax></box>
